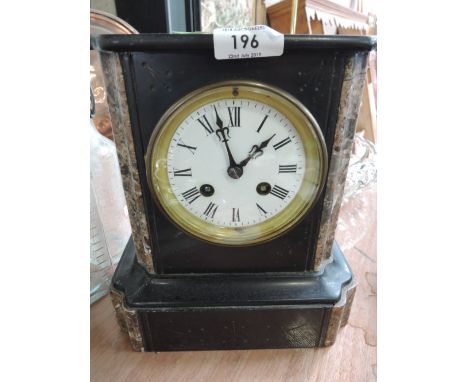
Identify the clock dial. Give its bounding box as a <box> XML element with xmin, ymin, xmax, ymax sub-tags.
<box><xmin>147</xmin><ymin>82</ymin><xmax>327</xmax><ymax>246</ymax></box>
<box><xmin>166</xmin><ymin>99</ymin><xmax>305</xmax><ymax>228</ymax></box>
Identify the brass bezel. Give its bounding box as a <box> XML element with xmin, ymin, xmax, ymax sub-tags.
<box><xmin>146</xmin><ymin>81</ymin><xmax>328</xmax><ymax>246</ymax></box>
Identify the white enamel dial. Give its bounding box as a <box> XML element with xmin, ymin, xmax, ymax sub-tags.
<box><xmin>166</xmin><ymin>99</ymin><xmax>305</xmax><ymax>228</ymax></box>
<box><xmin>147</xmin><ymin>82</ymin><xmax>327</xmax><ymax>246</ymax></box>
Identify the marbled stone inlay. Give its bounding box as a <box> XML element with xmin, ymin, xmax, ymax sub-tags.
<box><xmin>313</xmin><ymin>52</ymin><xmax>369</xmax><ymax>271</ymax></box>
<box><xmin>322</xmin><ymin>279</ymin><xmax>357</xmax><ymax>346</ymax></box>
<box><xmin>110</xmin><ymin>289</ymin><xmax>144</xmax><ymax>352</ymax></box>
<box><xmin>100</xmin><ymin>52</ymin><xmax>155</xmax><ymax>274</ymax></box>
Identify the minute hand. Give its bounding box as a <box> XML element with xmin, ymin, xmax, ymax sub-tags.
<box><xmin>213</xmin><ymin>106</ymin><xmax>243</xmax><ymax>179</ymax></box>
<box><xmin>217</xmin><ymin>128</ymin><xmax>238</xmax><ymax>169</ymax></box>
<box><xmin>239</xmin><ymin>134</ymin><xmax>276</xmax><ymax>167</ymax></box>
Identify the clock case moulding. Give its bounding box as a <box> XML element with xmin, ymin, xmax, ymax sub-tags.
<box><xmin>92</xmin><ymin>33</ymin><xmax>376</xmax><ymax>351</ymax></box>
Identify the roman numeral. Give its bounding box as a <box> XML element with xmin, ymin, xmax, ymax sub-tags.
<box><xmin>270</xmin><ymin>185</ymin><xmax>290</xmax><ymax>200</ymax></box>
<box><xmin>232</xmin><ymin>208</ymin><xmax>240</xmax><ymax>222</ymax></box>
<box><xmin>278</xmin><ymin>164</ymin><xmax>297</xmax><ymax>173</ymax></box>
<box><xmin>273</xmin><ymin>137</ymin><xmax>292</xmax><ymax>150</ymax></box>
<box><xmin>173</xmin><ymin>168</ymin><xmax>192</xmax><ymax>177</ymax></box>
<box><xmin>228</xmin><ymin>107</ymin><xmax>241</xmax><ymax>127</ymax></box>
<box><xmin>203</xmin><ymin>202</ymin><xmax>218</xmax><ymax>218</ymax></box>
<box><xmin>197</xmin><ymin>115</ymin><xmax>214</xmax><ymax>135</ymax></box>
<box><xmin>256</xmin><ymin>203</ymin><xmax>268</xmax><ymax>215</ymax></box>
<box><xmin>256</xmin><ymin>115</ymin><xmax>268</xmax><ymax>133</ymax></box>
<box><xmin>181</xmin><ymin>187</ymin><xmax>201</xmax><ymax>204</ymax></box>
<box><xmin>177</xmin><ymin>139</ymin><xmax>197</xmax><ymax>155</ymax></box>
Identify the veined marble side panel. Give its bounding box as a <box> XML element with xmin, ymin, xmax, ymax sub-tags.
<box><xmin>100</xmin><ymin>52</ymin><xmax>155</xmax><ymax>274</ymax></box>
<box><xmin>313</xmin><ymin>52</ymin><xmax>369</xmax><ymax>271</ymax></box>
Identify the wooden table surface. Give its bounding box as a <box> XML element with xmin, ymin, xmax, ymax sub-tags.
<box><xmin>91</xmin><ymin>185</ymin><xmax>376</xmax><ymax>382</ymax></box>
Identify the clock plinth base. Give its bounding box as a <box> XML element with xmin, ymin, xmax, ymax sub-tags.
<box><xmin>111</xmin><ymin>239</ymin><xmax>356</xmax><ymax>352</ymax></box>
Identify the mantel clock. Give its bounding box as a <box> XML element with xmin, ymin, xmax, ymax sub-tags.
<box><xmin>92</xmin><ymin>33</ymin><xmax>376</xmax><ymax>351</ymax></box>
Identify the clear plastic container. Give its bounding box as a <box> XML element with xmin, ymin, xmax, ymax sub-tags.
<box><xmin>90</xmin><ymin>181</ymin><xmax>113</xmax><ymax>304</ymax></box>
<box><xmin>337</xmin><ymin>133</ymin><xmax>377</xmax><ymax>251</ymax></box>
<box><xmin>90</xmin><ymin>118</ymin><xmax>132</xmax><ymax>303</ymax></box>
<box><xmin>90</xmin><ymin>119</ymin><xmax>131</xmax><ymax>265</ymax></box>
<box><xmin>90</xmin><ymin>9</ymin><xmax>136</xmax><ymax>304</ymax></box>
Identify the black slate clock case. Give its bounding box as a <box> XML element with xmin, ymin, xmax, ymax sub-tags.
<box><xmin>93</xmin><ymin>34</ymin><xmax>376</xmax><ymax>351</ymax></box>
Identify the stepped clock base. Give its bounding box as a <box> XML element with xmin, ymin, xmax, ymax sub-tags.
<box><xmin>111</xmin><ymin>239</ymin><xmax>356</xmax><ymax>352</ymax></box>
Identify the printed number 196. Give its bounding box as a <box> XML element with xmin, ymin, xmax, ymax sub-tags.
<box><xmin>231</xmin><ymin>34</ymin><xmax>259</xmax><ymax>49</ymax></box>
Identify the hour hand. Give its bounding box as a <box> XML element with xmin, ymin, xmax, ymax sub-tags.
<box><xmin>239</xmin><ymin>134</ymin><xmax>276</xmax><ymax>167</ymax></box>
<box><xmin>258</xmin><ymin>134</ymin><xmax>277</xmax><ymax>150</ymax></box>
